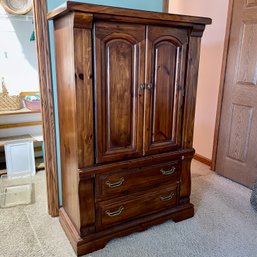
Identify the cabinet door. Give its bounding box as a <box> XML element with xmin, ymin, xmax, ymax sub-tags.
<box><xmin>94</xmin><ymin>22</ymin><xmax>145</xmax><ymax>163</ymax></box>
<box><xmin>143</xmin><ymin>26</ymin><xmax>188</xmax><ymax>155</ymax></box>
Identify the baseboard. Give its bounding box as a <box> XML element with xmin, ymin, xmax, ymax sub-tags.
<box><xmin>194</xmin><ymin>153</ymin><xmax>212</xmax><ymax>167</ymax></box>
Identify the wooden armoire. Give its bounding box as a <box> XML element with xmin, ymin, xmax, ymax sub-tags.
<box><xmin>48</xmin><ymin>2</ymin><xmax>211</xmax><ymax>256</ymax></box>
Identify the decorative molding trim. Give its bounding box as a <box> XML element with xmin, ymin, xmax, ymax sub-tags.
<box><xmin>191</xmin><ymin>24</ymin><xmax>206</xmax><ymax>37</ymax></box>
<box><xmin>73</xmin><ymin>12</ymin><xmax>93</xmax><ymax>29</ymax></box>
<box><xmin>33</xmin><ymin>0</ymin><xmax>59</xmax><ymax>217</ymax></box>
<box><xmin>194</xmin><ymin>153</ymin><xmax>212</xmax><ymax>167</ymax></box>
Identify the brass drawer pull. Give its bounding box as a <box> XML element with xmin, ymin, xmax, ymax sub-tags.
<box><xmin>105</xmin><ymin>177</ymin><xmax>124</xmax><ymax>188</ymax></box>
<box><xmin>105</xmin><ymin>206</ymin><xmax>124</xmax><ymax>217</ymax></box>
<box><xmin>160</xmin><ymin>166</ymin><xmax>176</xmax><ymax>175</ymax></box>
<box><xmin>160</xmin><ymin>192</ymin><xmax>175</xmax><ymax>202</ymax></box>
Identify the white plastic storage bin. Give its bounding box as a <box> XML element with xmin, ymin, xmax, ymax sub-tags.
<box><xmin>0</xmin><ymin>174</ymin><xmax>33</xmax><ymax>208</ymax></box>
<box><xmin>4</xmin><ymin>139</ymin><xmax>35</xmax><ymax>177</ymax></box>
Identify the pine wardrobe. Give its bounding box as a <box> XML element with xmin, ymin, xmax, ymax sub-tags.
<box><xmin>48</xmin><ymin>2</ymin><xmax>211</xmax><ymax>255</ymax></box>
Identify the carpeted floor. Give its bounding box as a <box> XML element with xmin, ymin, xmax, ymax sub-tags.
<box><xmin>0</xmin><ymin>160</ymin><xmax>256</xmax><ymax>257</ymax></box>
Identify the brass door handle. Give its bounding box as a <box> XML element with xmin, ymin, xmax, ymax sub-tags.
<box><xmin>105</xmin><ymin>206</ymin><xmax>124</xmax><ymax>217</ymax></box>
<box><xmin>147</xmin><ymin>83</ymin><xmax>153</xmax><ymax>91</ymax></box>
<box><xmin>106</xmin><ymin>177</ymin><xmax>124</xmax><ymax>188</ymax></box>
<box><xmin>160</xmin><ymin>192</ymin><xmax>175</xmax><ymax>202</ymax></box>
<box><xmin>139</xmin><ymin>83</ymin><xmax>145</xmax><ymax>90</ymax></box>
<box><xmin>160</xmin><ymin>167</ymin><xmax>176</xmax><ymax>175</ymax></box>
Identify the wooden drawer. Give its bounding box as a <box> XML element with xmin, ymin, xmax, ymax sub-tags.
<box><xmin>96</xmin><ymin>185</ymin><xmax>178</xmax><ymax>230</ymax></box>
<box><xmin>95</xmin><ymin>160</ymin><xmax>180</xmax><ymax>200</ymax></box>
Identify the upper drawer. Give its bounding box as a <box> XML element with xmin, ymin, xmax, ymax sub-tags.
<box><xmin>95</xmin><ymin>159</ymin><xmax>181</xmax><ymax>201</ymax></box>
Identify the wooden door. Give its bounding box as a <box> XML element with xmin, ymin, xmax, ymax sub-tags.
<box><xmin>215</xmin><ymin>0</ymin><xmax>257</xmax><ymax>187</ymax></box>
<box><xmin>94</xmin><ymin>22</ymin><xmax>145</xmax><ymax>163</ymax></box>
<box><xmin>143</xmin><ymin>26</ymin><xmax>188</xmax><ymax>155</ymax></box>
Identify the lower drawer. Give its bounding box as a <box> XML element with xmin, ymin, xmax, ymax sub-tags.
<box><xmin>96</xmin><ymin>184</ymin><xmax>178</xmax><ymax>230</ymax></box>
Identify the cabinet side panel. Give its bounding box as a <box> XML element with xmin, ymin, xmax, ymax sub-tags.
<box><xmin>181</xmin><ymin>35</ymin><xmax>202</xmax><ymax>202</ymax></box>
<box><xmin>74</xmin><ymin>27</ymin><xmax>95</xmax><ymax>168</ymax></box>
<box><xmin>79</xmin><ymin>176</ymin><xmax>95</xmax><ymax>235</ymax></box>
<box><xmin>54</xmin><ymin>16</ymin><xmax>80</xmax><ymax>230</ymax></box>
<box><xmin>180</xmin><ymin>157</ymin><xmax>193</xmax><ymax>203</ymax></box>
<box><xmin>182</xmin><ymin>36</ymin><xmax>201</xmax><ymax>148</ymax></box>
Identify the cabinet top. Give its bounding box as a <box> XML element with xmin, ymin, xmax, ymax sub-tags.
<box><xmin>47</xmin><ymin>1</ymin><xmax>212</xmax><ymax>26</ymax></box>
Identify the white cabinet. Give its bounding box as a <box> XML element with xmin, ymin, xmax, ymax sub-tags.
<box><xmin>4</xmin><ymin>139</ymin><xmax>35</xmax><ymax>177</ymax></box>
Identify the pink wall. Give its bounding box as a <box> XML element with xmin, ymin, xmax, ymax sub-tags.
<box><xmin>170</xmin><ymin>0</ymin><xmax>229</xmax><ymax>159</ymax></box>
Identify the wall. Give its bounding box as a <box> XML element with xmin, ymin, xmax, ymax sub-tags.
<box><xmin>0</xmin><ymin>6</ymin><xmax>39</xmax><ymax>94</ymax></box>
<box><xmin>47</xmin><ymin>0</ymin><xmax>164</xmax><ymax>205</ymax></box>
<box><xmin>47</xmin><ymin>0</ymin><xmax>163</xmax><ymax>12</ymax></box>
<box><xmin>170</xmin><ymin>0</ymin><xmax>229</xmax><ymax>160</ymax></box>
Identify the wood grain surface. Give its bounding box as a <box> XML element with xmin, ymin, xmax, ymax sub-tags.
<box><xmin>94</xmin><ymin>22</ymin><xmax>145</xmax><ymax>163</ymax></box>
<box><xmin>32</xmin><ymin>0</ymin><xmax>59</xmax><ymax>217</ymax></box>
<box><xmin>50</xmin><ymin>3</ymin><xmax>209</xmax><ymax>255</ymax></box>
<box><xmin>211</xmin><ymin>0</ymin><xmax>234</xmax><ymax>171</ymax></box>
<box><xmin>162</xmin><ymin>0</ymin><xmax>169</xmax><ymax>13</ymax></box>
<box><xmin>48</xmin><ymin>1</ymin><xmax>211</xmax><ymax>25</ymax></box>
<box><xmin>143</xmin><ymin>26</ymin><xmax>188</xmax><ymax>155</ymax></box>
<box><xmin>215</xmin><ymin>0</ymin><xmax>257</xmax><ymax>187</ymax></box>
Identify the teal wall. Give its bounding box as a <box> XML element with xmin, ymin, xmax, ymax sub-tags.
<box><xmin>47</xmin><ymin>0</ymin><xmax>163</xmax><ymax>12</ymax></box>
<box><xmin>47</xmin><ymin>0</ymin><xmax>163</xmax><ymax>206</ymax></box>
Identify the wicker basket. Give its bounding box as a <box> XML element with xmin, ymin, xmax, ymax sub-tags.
<box><xmin>1</xmin><ymin>0</ymin><xmax>33</xmax><ymax>15</ymax></box>
<box><xmin>0</xmin><ymin>78</ymin><xmax>22</xmax><ymax>111</ymax></box>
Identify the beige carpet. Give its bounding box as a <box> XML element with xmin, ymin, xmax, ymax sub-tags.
<box><xmin>0</xmin><ymin>160</ymin><xmax>256</xmax><ymax>257</ymax></box>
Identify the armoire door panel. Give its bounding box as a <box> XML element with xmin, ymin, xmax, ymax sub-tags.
<box><xmin>152</xmin><ymin>42</ymin><xmax>177</xmax><ymax>143</ymax></box>
<box><xmin>106</xmin><ymin>40</ymin><xmax>133</xmax><ymax>149</ymax></box>
<box><xmin>144</xmin><ymin>26</ymin><xmax>188</xmax><ymax>155</ymax></box>
<box><xmin>94</xmin><ymin>22</ymin><xmax>145</xmax><ymax>163</ymax></box>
